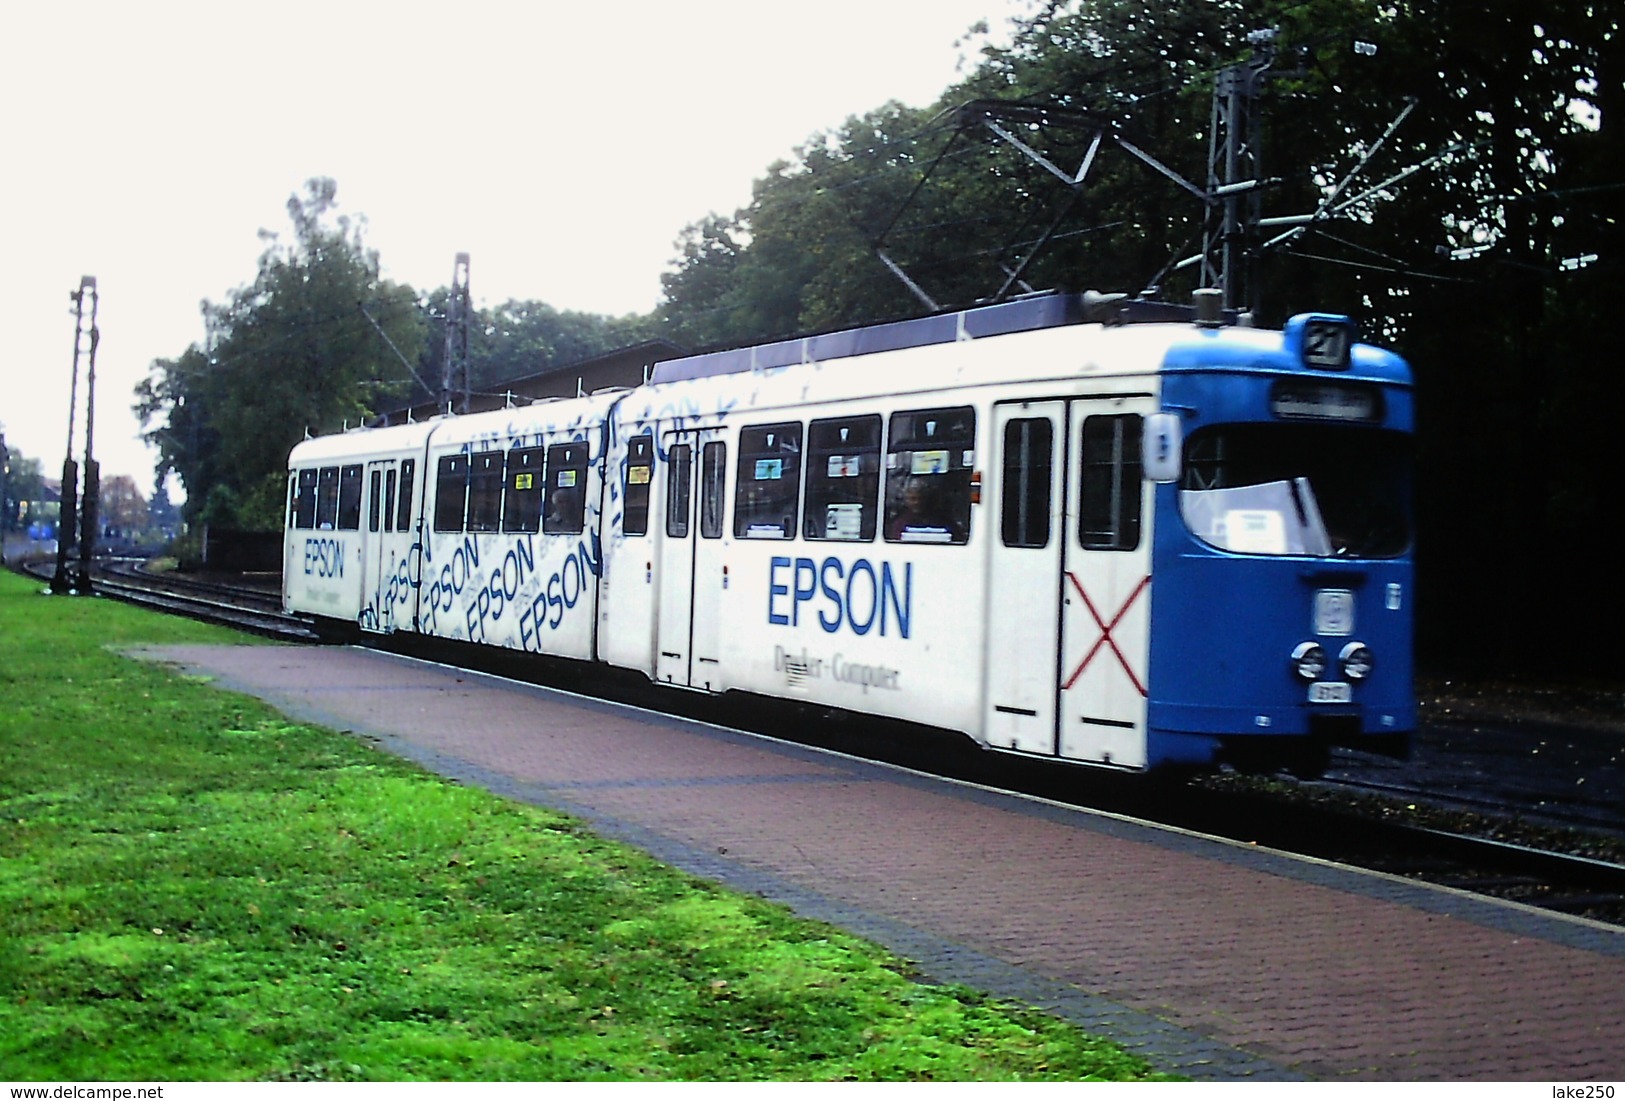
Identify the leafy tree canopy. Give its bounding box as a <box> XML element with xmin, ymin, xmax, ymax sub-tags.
<box><xmin>99</xmin><ymin>474</ymin><xmax>149</xmax><ymax>535</ymax></box>
<box><xmin>652</xmin><ymin>0</ymin><xmax>1618</xmax><ymax>340</ymax></box>
<box><xmin>135</xmin><ymin>179</ymin><xmax>427</xmax><ymax>530</ymax></box>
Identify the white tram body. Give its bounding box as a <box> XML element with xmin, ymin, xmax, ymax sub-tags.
<box><xmin>285</xmin><ymin>294</ymin><xmax>1416</xmax><ymax>773</ymax></box>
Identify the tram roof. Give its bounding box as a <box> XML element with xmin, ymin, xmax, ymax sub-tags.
<box><xmin>648</xmin><ymin>292</ymin><xmax>1206</xmax><ymax>385</ymax></box>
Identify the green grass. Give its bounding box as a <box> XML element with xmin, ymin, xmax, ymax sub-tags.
<box><xmin>0</xmin><ymin>569</ymin><xmax>1173</xmax><ymax>1081</ymax></box>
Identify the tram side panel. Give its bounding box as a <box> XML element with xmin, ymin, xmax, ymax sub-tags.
<box><xmin>591</xmin><ymin>384</ymin><xmax>986</xmax><ymax>733</ymax></box>
<box><xmin>286</xmin><ymin>444</ymin><xmax>408</xmax><ymax>625</ymax></box>
<box><xmin>284</xmin><ymin>464</ymin><xmax>366</xmax><ymax>620</ymax></box>
<box><xmin>601</xmin><ymin>373</ymin><xmax>1161</xmax><ymax>760</ymax></box>
<box><xmin>724</xmin><ymin>541</ymin><xmax>987</xmax><ymax>736</ymax></box>
<box><xmin>408</xmin><ymin>403</ymin><xmax>612</xmax><ymax>663</ymax></box>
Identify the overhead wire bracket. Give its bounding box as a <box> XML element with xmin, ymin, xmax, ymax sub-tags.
<box><xmin>871</xmin><ymin>100</ymin><xmax>1209</xmax><ymax>310</ymax></box>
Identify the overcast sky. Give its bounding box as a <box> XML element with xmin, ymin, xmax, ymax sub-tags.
<box><xmin>1</xmin><ymin>0</ymin><xmax>1013</xmax><ymax>493</ymax></box>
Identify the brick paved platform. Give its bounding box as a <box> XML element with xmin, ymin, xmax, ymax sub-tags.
<box><xmin>132</xmin><ymin>643</ymin><xmax>1625</xmax><ymax>1081</ymax></box>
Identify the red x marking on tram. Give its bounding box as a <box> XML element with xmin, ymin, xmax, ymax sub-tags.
<box><xmin>1061</xmin><ymin>573</ymin><xmax>1150</xmax><ymax>697</ymax></box>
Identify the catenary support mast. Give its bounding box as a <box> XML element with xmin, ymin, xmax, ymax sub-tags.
<box><xmin>440</xmin><ymin>253</ymin><xmax>471</xmax><ymax>415</ymax></box>
<box><xmin>52</xmin><ymin>276</ymin><xmax>97</xmax><ymax>594</ymax></box>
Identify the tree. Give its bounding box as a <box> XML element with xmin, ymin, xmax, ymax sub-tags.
<box><xmin>655</xmin><ymin>103</ymin><xmax>966</xmax><ymax>349</ymax></box>
<box><xmin>468</xmin><ymin>299</ymin><xmax>650</xmax><ymax>392</ymax></box>
<box><xmin>147</xmin><ymin>481</ymin><xmax>180</xmax><ymax>538</ymax></box>
<box><xmin>1</xmin><ymin>434</ymin><xmax>44</xmax><ymax>534</ymax></box>
<box><xmin>136</xmin><ymin>179</ymin><xmax>426</xmax><ymax>530</ymax></box>
<box><xmin>98</xmin><ymin>474</ymin><xmax>149</xmax><ymax>536</ymax></box>
<box><xmin>651</xmin><ymin>4</ymin><xmax>1256</xmax><ymax>342</ymax></box>
<box><xmin>656</xmin><ymin>214</ymin><xmax>748</xmax><ymax>349</ymax></box>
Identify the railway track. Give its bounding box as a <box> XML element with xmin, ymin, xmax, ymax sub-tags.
<box><xmin>22</xmin><ymin>557</ymin><xmax>1625</xmax><ymax>930</ymax></box>
<box><xmin>1165</xmin><ymin>777</ymin><xmax>1625</xmax><ymax>925</ymax></box>
<box><xmin>16</xmin><ymin>557</ymin><xmax>318</xmax><ymax>641</ymax></box>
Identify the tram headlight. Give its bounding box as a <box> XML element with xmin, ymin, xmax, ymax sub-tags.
<box><xmin>1339</xmin><ymin>642</ymin><xmax>1374</xmax><ymax>680</ymax></box>
<box><xmin>1291</xmin><ymin>642</ymin><xmax>1327</xmax><ymax>681</ymax></box>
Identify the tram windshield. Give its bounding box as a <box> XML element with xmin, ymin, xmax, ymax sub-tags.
<box><xmin>1178</xmin><ymin>425</ymin><xmax>1411</xmax><ymax>558</ymax></box>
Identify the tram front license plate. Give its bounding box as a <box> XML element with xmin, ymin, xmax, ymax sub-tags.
<box><xmin>1308</xmin><ymin>682</ymin><xmax>1353</xmax><ymax>704</ymax></box>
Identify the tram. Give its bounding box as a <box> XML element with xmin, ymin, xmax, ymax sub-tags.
<box><xmin>285</xmin><ymin>291</ymin><xmax>1414</xmax><ymax>773</ymax></box>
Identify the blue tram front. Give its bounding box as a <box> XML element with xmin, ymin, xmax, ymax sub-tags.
<box><xmin>1145</xmin><ymin>314</ymin><xmax>1415</xmax><ymax>771</ymax></box>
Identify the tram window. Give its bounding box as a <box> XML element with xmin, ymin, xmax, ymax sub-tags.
<box><xmin>294</xmin><ymin>468</ymin><xmax>319</xmax><ymax>530</ymax></box>
<box><xmin>624</xmin><ymin>435</ymin><xmax>655</xmax><ymax>536</ymax></box>
<box><xmin>466</xmin><ymin>450</ymin><xmax>504</xmax><ymax>533</ymax></box>
<box><xmin>544</xmin><ymin>442</ymin><xmax>588</xmax><ymax>535</ymax></box>
<box><xmin>434</xmin><ymin>454</ymin><xmax>469</xmax><ymax>533</ymax></box>
<box><xmin>316</xmin><ymin>466</ymin><xmax>340</xmax><ymax>529</ymax></box>
<box><xmin>667</xmin><ymin>443</ymin><xmax>693</xmax><ymax>538</ymax></box>
<box><xmin>734</xmin><ymin>423</ymin><xmax>802</xmax><ymax>539</ymax></box>
<box><xmin>700</xmin><ymin>441</ymin><xmax>726</xmax><ymax>539</ymax></box>
<box><xmin>502</xmin><ymin>446</ymin><xmax>545</xmax><ymax>533</ymax></box>
<box><xmin>368</xmin><ymin>469</ymin><xmax>383</xmax><ymax>533</ymax></box>
<box><xmin>1179</xmin><ymin>424</ymin><xmax>1411</xmax><ymax>558</ymax></box>
<box><xmin>1001</xmin><ymin>418</ymin><xmax>1053</xmax><ymax>548</ymax></box>
<box><xmin>384</xmin><ymin>468</ymin><xmax>397</xmax><ymax>533</ymax></box>
<box><xmin>1079</xmin><ymin>414</ymin><xmax>1142</xmax><ymax>551</ymax></box>
<box><xmin>884</xmin><ymin>406</ymin><xmax>974</xmax><ymax>544</ymax></box>
<box><xmin>805</xmin><ymin>415</ymin><xmax>880</xmax><ymax>542</ymax></box>
<box><xmin>337</xmin><ymin>465</ymin><xmax>364</xmax><ymax>531</ymax></box>
<box><xmin>397</xmin><ymin>459</ymin><xmax>416</xmax><ymax>533</ymax></box>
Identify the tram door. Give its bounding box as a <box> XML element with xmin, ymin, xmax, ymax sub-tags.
<box><xmin>654</xmin><ymin>430</ymin><xmax>727</xmax><ymax>689</ymax></box>
<box><xmin>360</xmin><ymin>458</ymin><xmax>402</xmax><ymax>634</ymax></box>
<box><xmin>984</xmin><ymin>399</ymin><xmax>1152</xmax><ymax>767</ymax></box>
<box><xmin>984</xmin><ymin>403</ymin><xmax>1066</xmax><ymax>753</ymax></box>
<box><xmin>1058</xmin><ymin>401</ymin><xmax>1151</xmax><ymax>767</ymax></box>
